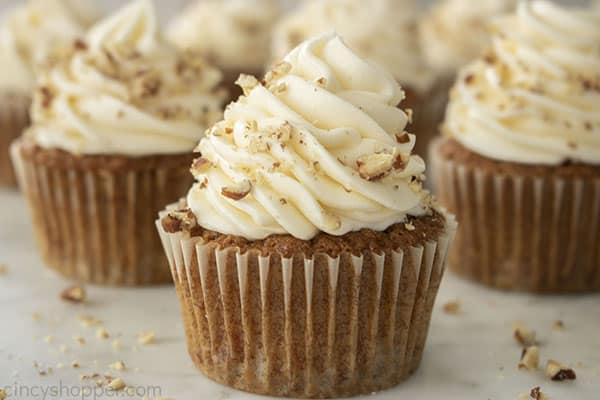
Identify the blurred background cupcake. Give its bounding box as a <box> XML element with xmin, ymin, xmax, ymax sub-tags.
<box><xmin>271</xmin><ymin>0</ymin><xmax>435</xmax><ymax>158</ymax></box>
<box><xmin>0</xmin><ymin>0</ymin><xmax>98</xmax><ymax>186</ymax></box>
<box><xmin>167</xmin><ymin>0</ymin><xmax>280</xmax><ymax>103</ymax></box>
<box><xmin>157</xmin><ymin>32</ymin><xmax>456</xmax><ymax>398</ymax></box>
<box><xmin>11</xmin><ymin>0</ymin><xmax>225</xmax><ymax>286</ymax></box>
<box><xmin>431</xmin><ymin>0</ymin><xmax>600</xmax><ymax>293</ymax></box>
<box><xmin>419</xmin><ymin>0</ymin><xmax>517</xmax><ymax>150</ymax></box>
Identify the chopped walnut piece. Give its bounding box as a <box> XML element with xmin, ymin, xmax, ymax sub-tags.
<box><xmin>357</xmin><ymin>153</ymin><xmax>395</xmax><ymax>181</ymax></box>
<box><xmin>162</xmin><ymin>209</ymin><xmax>198</xmax><ymax>233</ymax></box>
<box><xmin>190</xmin><ymin>157</ymin><xmax>211</xmax><ymax>175</ymax></box>
<box><xmin>73</xmin><ymin>39</ymin><xmax>88</xmax><ymax>51</ymax></box>
<box><xmin>71</xmin><ymin>360</ymin><xmax>80</xmax><ymax>368</ymax></box>
<box><xmin>442</xmin><ymin>300</ymin><xmax>461</xmax><ymax>315</ymax></box>
<box><xmin>0</xmin><ymin>388</ymin><xmax>6</xmax><ymax>400</ymax></box>
<box><xmin>514</xmin><ymin>322</ymin><xmax>537</xmax><ymax>346</ymax></box>
<box><xmin>221</xmin><ymin>180</ymin><xmax>252</xmax><ymax>201</ymax></box>
<box><xmin>546</xmin><ymin>360</ymin><xmax>576</xmax><ymax>381</ymax></box>
<box><xmin>519</xmin><ymin>346</ymin><xmax>540</xmax><ymax>371</ymax></box>
<box><xmin>404</xmin><ymin>223</ymin><xmax>416</xmax><ymax>232</ymax></box>
<box><xmin>264</xmin><ymin>62</ymin><xmax>292</xmax><ymax>85</ymax></box>
<box><xmin>138</xmin><ymin>331</ymin><xmax>156</xmax><ymax>345</ymax></box>
<box><xmin>60</xmin><ymin>285</ymin><xmax>86</xmax><ymax>304</ymax></box>
<box><xmin>529</xmin><ymin>386</ymin><xmax>548</xmax><ymax>400</ymax></box>
<box><xmin>108</xmin><ymin>377</ymin><xmax>126</xmax><ymax>391</ymax></box>
<box><xmin>236</xmin><ymin>74</ymin><xmax>260</xmax><ymax>95</ymax></box>
<box><xmin>109</xmin><ymin>361</ymin><xmax>126</xmax><ymax>371</ymax></box>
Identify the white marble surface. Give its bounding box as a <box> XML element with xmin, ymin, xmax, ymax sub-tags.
<box><xmin>0</xmin><ymin>187</ymin><xmax>599</xmax><ymax>400</ymax></box>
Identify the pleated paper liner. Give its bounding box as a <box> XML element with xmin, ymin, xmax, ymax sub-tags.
<box><xmin>0</xmin><ymin>92</ymin><xmax>31</xmax><ymax>186</ymax></box>
<box><xmin>11</xmin><ymin>139</ymin><xmax>195</xmax><ymax>286</ymax></box>
<box><xmin>431</xmin><ymin>138</ymin><xmax>600</xmax><ymax>293</ymax></box>
<box><xmin>156</xmin><ymin>206</ymin><xmax>457</xmax><ymax>398</ymax></box>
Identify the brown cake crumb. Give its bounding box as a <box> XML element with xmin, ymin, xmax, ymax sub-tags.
<box><xmin>546</xmin><ymin>360</ymin><xmax>576</xmax><ymax>381</ymax></box>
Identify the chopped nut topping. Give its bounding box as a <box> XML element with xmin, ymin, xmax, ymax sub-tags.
<box><xmin>96</xmin><ymin>328</ymin><xmax>110</xmax><ymax>339</ymax></box>
<box><xmin>221</xmin><ymin>180</ymin><xmax>252</xmax><ymax>201</ymax></box>
<box><xmin>393</xmin><ymin>153</ymin><xmax>409</xmax><ymax>172</ymax></box>
<box><xmin>0</xmin><ymin>389</ymin><xmax>6</xmax><ymax>400</ymax></box>
<box><xmin>514</xmin><ymin>322</ymin><xmax>537</xmax><ymax>346</ymax></box>
<box><xmin>73</xmin><ymin>39</ymin><xmax>88</xmax><ymax>51</ymax></box>
<box><xmin>132</xmin><ymin>70</ymin><xmax>162</xmax><ymax>99</ymax></box>
<box><xmin>546</xmin><ymin>360</ymin><xmax>576</xmax><ymax>381</ymax></box>
<box><xmin>138</xmin><ymin>331</ymin><xmax>156</xmax><ymax>345</ymax></box>
<box><xmin>519</xmin><ymin>346</ymin><xmax>540</xmax><ymax>371</ymax></box>
<box><xmin>316</xmin><ymin>77</ymin><xmax>327</xmax><ymax>86</ymax></box>
<box><xmin>38</xmin><ymin>86</ymin><xmax>54</xmax><ymax>108</ymax></box>
<box><xmin>60</xmin><ymin>285</ymin><xmax>86</xmax><ymax>304</ymax></box>
<box><xmin>395</xmin><ymin>132</ymin><xmax>410</xmax><ymax>144</ymax></box>
<box><xmin>108</xmin><ymin>377</ymin><xmax>126</xmax><ymax>391</ymax></box>
<box><xmin>442</xmin><ymin>300</ymin><xmax>461</xmax><ymax>315</ymax></box>
<box><xmin>405</xmin><ymin>109</ymin><xmax>414</xmax><ymax>124</ymax></box>
<box><xmin>190</xmin><ymin>157</ymin><xmax>211</xmax><ymax>175</ymax></box>
<box><xmin>109</xmin><ymin>361</ymin><xmax>126</xmax><ymax>371</ymax></box>
<box><xmin>162</xmin><ymin>209</ymin><xmax>198</xmax><ymax>233</ymax></box>
<box><xmin>404</xmin><ymin>223</ymin><xmax>416</xmax><ymax>232</ymax></box>
<box><xmin>529</xmin><ymin>387</ymin><xmax>548</xmax><ymax>400</ymax></box>
<box><xmin>264</xmin><ymin>62</ymin><xmax>292</xmax><ymax>85</ymax></box>
<box><xmin>236</xmin><ymin>74</ymin><xmax>260</xmax><ymax>95</ymax></box>
<box><xmin>464</xmin><ymin>74</ymin><xmax>475</xmax><ymax>85</ymax></box>
<box><xmin>71</xmin><ymin>360</ymin><xmax>80</xmax><ymax>368</ymax></box>
<box><xmin>357</xmin><ymin>153</ymin><xmax>395</xmax><ymax>181</ymax></box>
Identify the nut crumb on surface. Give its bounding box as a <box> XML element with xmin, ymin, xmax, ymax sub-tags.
<box><xmin>519</xmin><ymin>346</ymin><xmax>540</xmax><ymax>371</ymax></box>
<box><xmin>79</xmin><ymin>315</ymin><xmax>101</xmax><ymax>327</ymax></box>
<box><xmin>108</xmin><ymin>377</ymin><xmax>126</xmax><ymax>391</ymax></box>
<box><xmin>74</xmin><ymin>336</ymin><xmax>86</xmax><ymax>345</ymax></box>
<box><xmin>60</xmin><ymin>286</ymin><xmax>86</xmax><ymax>304</ymax></box>
<box><xmin>0</xmin><ymin>264</ymin><xmax>7</xmax><ymax>275</ymax></box>
<box><xmin>138</xmin><ymin>331</ymin><xmax>156</xmax><ymax>345</ymax></box>
<box><xmin>0</xmin><ymin>388</ymin><xmax>6</xmax><ymax>400</ymax></box>
<box><xmin>552</xmin><ymin>320</ymin><xmax>565</xmax><ymax>331</ymax></box>
<box><xmin>96</xmin><ymin>328</ymin><xmax>110</xmax><ymax>339</ymax></box>
<box><xmin>514</xmin><ymin>322</ymin><xmax>537</xmax><ymax>346</ymax></box>
<box><xmin>529</xmin><ymin>386</ymin><xmax>548</xmax><ymax>400</ymax></box>
<box><xmin>546</xmin><ymin>360</ymin><xmax>576</xmax><ymax>381</ymax></box>
<box><xmin>109</xmin><ymin>361</ymin><xmax>126</xmax><ymax>371</ymax></box>
<box><xmin>71</xmin><ymin>360</ymin><xmax>80</xmax><ymax>368</ymax></box>
<box><xmin>442</xmin><ymin>300</ymin><xmax>461</xmax><ymax>315</ymax></box>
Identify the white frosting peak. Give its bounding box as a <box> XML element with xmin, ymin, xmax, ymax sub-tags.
<box><xmin>27</xmin><ymin>0</ymin><xmax>225</xmax><ymax>156</ymax></box>
<box><xmin>444</xmin><ymin>1</ymin><xmax>600</xmax><ymax>165</ymax></box>
<box><xmin>0</xmin><ymin>0</ymin><xmax>98</xmax><ymax>92</ymax></box>
<box><xmin>187</xmin><ymin>33</ymin><xmax>431</xmax><ymax>240</ymax></box>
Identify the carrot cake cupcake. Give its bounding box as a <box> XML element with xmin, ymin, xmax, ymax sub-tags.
<box><xmin>157</xmin><ymin>33</ymin><xmax>457</xmax><ymax>398</ymax></box>
<box><xmin>271</xmin><ymin>0</ymin><xmax>435</xmax><ymax>158</ymax></box>
<box><xmin>167</xmin><ymin>0</ymin><xmax>280</xmax><ymax>102</ymax></box>
<box><xmin>431</xmin><ymin>1</ymin><xmax>600</xmax><ymax>293</ymax></box>
<box><xmin>419</xmin><ymin>0</ymin><xmax>517</xmax><ymax>147</ymax></box>
<box><xmin>0</xmin><ymin>0</ymin><xmax>98</xmax><ymax>186</ymax></box>
<box><xmin>11</xmin><ymin>0</ymin><xmax>225</xmax><ymax>286</ymax></box>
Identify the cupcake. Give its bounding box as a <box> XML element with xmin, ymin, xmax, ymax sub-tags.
<box><xmin>419</xmin><ymin>0</ymin><xmax>517</xmax><ymax>147</ymax></box>
<box><xmin>11</xmin><ymin>0</ymin><xmax>225</xmax><ymax>286</ymax></box>
<box><xmin>0</xmin><ymin>0</ymin><xmax>98</xmax><ymax>186</ymax></box>
<box><xmin>271</xmin><ymin>0</ymin><xmax>435</xmax><ymax>158</ymax></box>
<box><xmin>167</xmin><ymin>0</ymin><xmax>280</xmax><ymax>102</ymax></box>
<box><xmin>431</xmin><ymin>1</ymin><xmax>600</xmax><ymax>293</ymax></box>
<box><xmin>157</xmin><ymin>33</ymin><xmax>457</xmax><ymax>398</ymax></box>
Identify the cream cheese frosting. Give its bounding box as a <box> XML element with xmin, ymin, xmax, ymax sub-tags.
<box><xmin>0</xmin><ymin>0</ymin><xmax>98</xmax><ymax>92</ymax></box>
<box><xmin>26</xmin><ymin>0</ymin><xmax>225</xmax><ymax>156</ymax></box>
<box><xmin>167</xmin><ymin>0</ymin><xmax>279</xmax><ymax>72</ymax></box>
<box><xmin>271</xmin><ymin>0</ymin><xmax>434</xmax><ymax>92</ymax></box>
<box><xmin>420</xmin><ymin>0</ymin><xmax>517</xmax><ymax>75</ymax></box>
<box><xmin>444</xmin><ymin>0</ymin><xmax>600</xmax><ymax>166</ymax></box>
<box><xmin>187</xmin><ymin>33</ymin><xmax>432</xmax><ymax>240</ymax></box>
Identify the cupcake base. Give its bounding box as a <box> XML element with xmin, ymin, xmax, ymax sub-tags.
<box><xmin>11</xmin><ymin>139</ymin><xmax>195</xmax><ymax>286</ymax></box>
<box><xmin>0</xmin><ymin>92</ymin><xmax>31</xmax><ymax>186</ymax></box>
<box><xmin>431</xmin><ymin>138</ymin><xmax>600</xmax><ymax>293</ymax></box>
<box><xmin>157</xmin><ymin>206</ymin><xmax>457</xmax><ymax>398</ymax></box>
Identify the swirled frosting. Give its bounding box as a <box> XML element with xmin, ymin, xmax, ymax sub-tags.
<box><xmin>271</xmin><ymin>0</ymin><xmax>434</xmax><ymax>92</ymax></box>
<box><xmin>420</xmin><ymin>0</ymin><xmax>516</xmax><ymax>75</ymax></box>
<box><xmin>27</xmin><ymin>0</ymin><xmax>225</xmax><ymax>156</ymax></box>
<box><xmin>167</xmin><ymin>0</ymin><xmax>279</xmax><ymax>72</ymax></box>
<box><xmin>444</xmin><ymin>1</ymin><xmax>600</xmax><ymax>165</ymax></box>
<box><xmin>187</xmin><ymin>33</ymin><xmax>432</xmax><ymax>240</ymax></box>
<box><xmin>0</xmin><ymin>0</ymin><xmax>98</xmax><ymax>92</ymax></box>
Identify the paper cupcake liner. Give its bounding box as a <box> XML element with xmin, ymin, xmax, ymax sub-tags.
<box><xmin>0</xmin><ymin>92</ymin><xmax>31</xmax><ymax>186</ymax></box>
<box><xmin>432</xmin><ymin>139</ymin><xmax>600</xmax><ymax>293</ymax></box>
<box><xmin>156</xmin><ymin>208</ymin><xmax>457</xmax><ymax>398</ymax></box>
<box><xmin>11</xmin><ymin>139</ymin><xmax>194</xmax><ymax>286</ymax></box>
